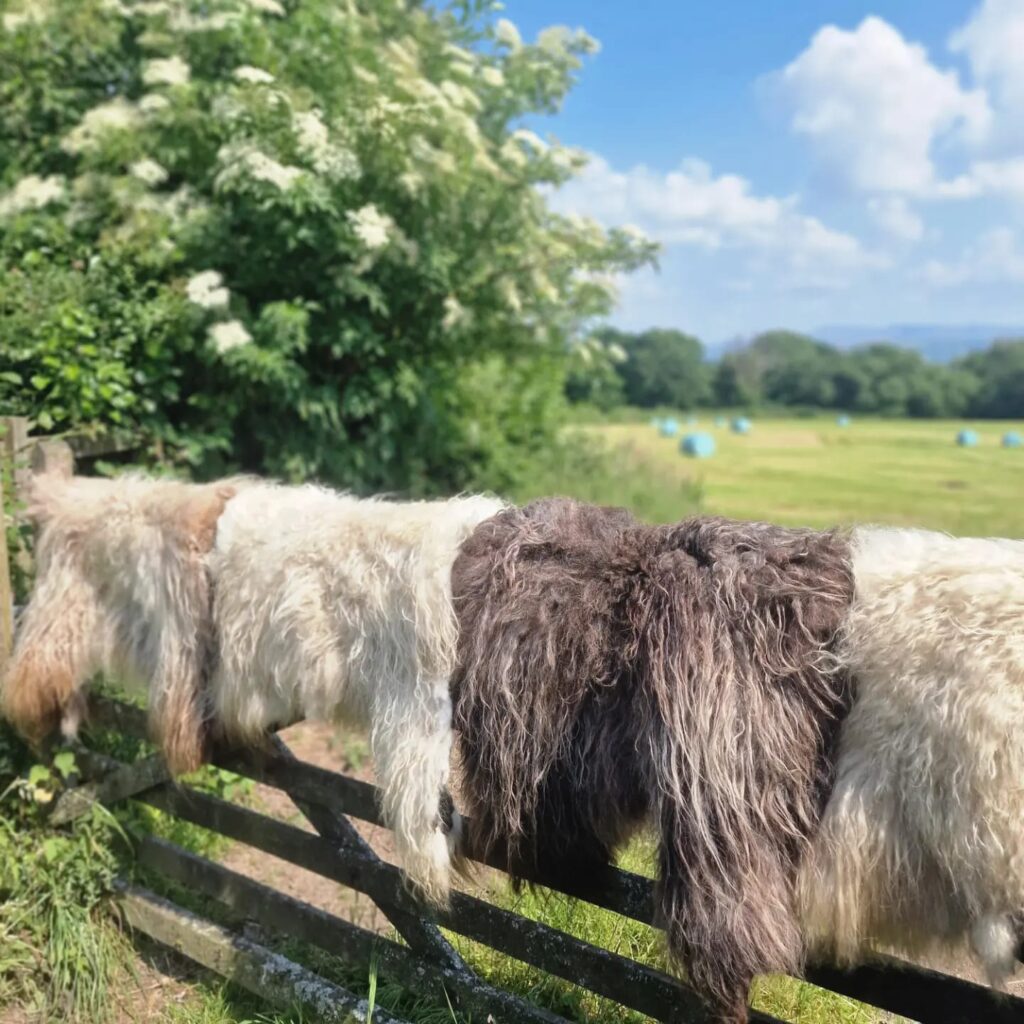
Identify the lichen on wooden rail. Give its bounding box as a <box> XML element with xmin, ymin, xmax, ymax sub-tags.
<box><xmin>138</xmin><ymin>835</ymin><xmax>571</xmax><ymax>1024</ymax></box>
<box><xmin>117</xmin><ymin>881</ymin><xmax>410</xmax><ymax>1024</ymax></box>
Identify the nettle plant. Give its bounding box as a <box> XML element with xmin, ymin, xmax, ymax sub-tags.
<box><xmin>0</xmin><ymin>0</ymin><xmax>655</xmax><ymax>491</ymax></box>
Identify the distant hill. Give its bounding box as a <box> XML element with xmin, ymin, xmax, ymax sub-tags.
<box><xmin>813</xmin><ymin>324</ymin><xmax>1024</xmax><ymax>363</ymax></box>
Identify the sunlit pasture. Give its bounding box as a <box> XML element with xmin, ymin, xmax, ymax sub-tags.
<box><xmin>587</xmin><ymin>416</ymin><xmax>1024</xmax><ymax>537</ymax></box>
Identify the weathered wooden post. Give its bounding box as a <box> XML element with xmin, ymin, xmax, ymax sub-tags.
<box><xmin>0</xmin><ymin>416</ymin><xmax>26</xmax><ymax>667</ymax></box>
<box><xmin>0</xmin><ymin>417</ymin><xmax>74</xmax><ymax>668</ymax></box>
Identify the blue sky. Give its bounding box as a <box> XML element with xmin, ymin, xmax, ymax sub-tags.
<box><xmin>502</xmin><ymin>1</ymin><xmax>1024</xmax><ymax>342</ymax></box>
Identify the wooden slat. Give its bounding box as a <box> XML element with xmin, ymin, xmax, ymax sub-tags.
<box><xmin>66</xmin><ymin>431</ymin><xmax>139</xmax><ymax>459</ymax></box>
<box><xmin>50</xmin><ymin>751</ymin><xmax>169</xmax><ymax>825</ymax></box>
<box><xmin>265</xmin><ymin>732</ymin><xmax>469</xmax><ymax>975</ymax></box>
<box><xmin>804</xmin><ymin>960</ymin><xmax>1024</xmax><ymax>1024</ymax></box>
<box><xmin>138</xmin><ymin>836</ymin><xmax>571</xmax><ymax>1024</ymax></box>
<box><xmin>87</xmin><ymin>695</ymin><xmax>655</xmax><ymax>922</ymax></box>
<box><xmin>133</xmin><ymin>779</ymin><xmax>730</xmax><ymax>1024</ymax></box>
<box><xmin>83</xmin><ymin>700</ymin><xmax>469</xmax><ymax>972</ymax></box>
<box><xmin>117</xmin><ymin>881</ymin><xmax>410</xmax><ymax>1024</ymax></box>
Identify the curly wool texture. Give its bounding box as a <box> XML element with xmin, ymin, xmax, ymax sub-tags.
<box><xmin>452</xmin><ymin>499</ymin><xmax>855</xmax><ymax>1022</ymax></box>
<box><xmin>798</xmin><ymin>526</ymin><xmax>1024</xmax><ymax>985</ymax></box>
<box><xmin>207</xmin><ymin>482</ymin><xmax>506</xmax><ymax>907</ymax></box>
<box><xmin>2</xmin><ymin>473</ymin><xmax>236</xmax><ymax>774</ymax></box>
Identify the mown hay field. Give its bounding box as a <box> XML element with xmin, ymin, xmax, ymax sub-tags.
<box><xmin>586</xmin><ymin>416</ymin><xmax>1024</xmax><ymax>536</ymax></box>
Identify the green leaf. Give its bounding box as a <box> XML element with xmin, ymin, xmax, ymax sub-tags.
<box><xmin>52</xmin><ymin>750</ymin><xmax>77</xmax><ymax>779</ymax></box>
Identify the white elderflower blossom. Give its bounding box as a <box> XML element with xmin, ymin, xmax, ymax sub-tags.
<box><xmin>245</xmin><ymin>0</ymin><xmax>285</xmax><ymax>14</ymax></box>
<box><xmin>187</xmin><ymin>270</ymin><xmax>230</xmax><ymax>310</ymax></box>
<box><xmin>498</xmin><ymin>277</ymin><xmax>522</xmax><ymax>314</ymax></box>
<box><xmin>233</xmin><ymin>65</ymin><xmax>275</xmax><ymax>85</ymax></box>
<box><xmin>142</xmin><ymin>55</ymin><xmax>190</xmax><ymax>87</ymax></box>
<box><xmin>444</xmin><ymin>43</ymin><xmax>474</xmax><ymax>64</ymax></box>
<box><xmin>293</xmin><ymin>110</ymin><xmax>359</xmax><ymax>178</ymax></box>
<box><xmin>139</xmin><ymin>93</ymin><xmax>170</xmax><ymax>115</ymax></box>
<box><xmin>398</xmin><ymin>170</ymin><xmax>424</xmax><ymax>196</ymax></box>
<box><xmin>167</xmin><ymin>5</ymin><xmax>238</xmax><ymax>32</ymax></box>
<box><xmin>533</xmin><ymin>269</ymin><xmax>559</xmax><ymax>304</ymax></box>
<box><xmin>442</xmin><ymin>295</ymin><xmax>468</xmax><ymax>332</ymax></box>
<box><xmin>409</xmin><ymin>136</ymin><xmax>456</xmax><ymax>174</ymax></box>
<box><xmin>494</xmin><ymin>18</ymin><xmax>521</xmax><ymax>50</ymax></box>
<box><xmin>294</xmin><ymin>110</ymin><xmax>327</xmax><ymax>152</ymax></box>
<box><xmin>347</xmin><ymin>204</ymin><xmax>392</xmax><ymax>251</ymax></box>
<box><xmin>209</xmin><ymin>320</ymin><xmax>252</xmax><ymax>353</ymax></box>
<box><xmin>138</xmin><ymin>29</ymin><xmax>174</xmax><ymax>48</ymax></box>
<box><xmin>129</xmin><ymin>158</ymin><xmax>168</xmax><ymax>187</ymax></box>
<box><xmin>216</xmin><ymin>143</ymin><xmax>303</xmax><ymax>191</ymax></box>
<box><xmin>385</xmin><ymin>38</ymin><xmax>419</xmax><ymax>70</ymax></box>
<box><xmin>131</xmin><ymin>1</ymin><xmax>172</xmax><ymax>16</ymax></box>
<box><xmin>537</xmin><ymin>26</ymin><xmax>570</xmax><ymax>53</ymax></box>
<box><xmin>549</xmin><ymin>146</ymin><xmax>584</xmax><ymax>172</ymax></box>
<box><xmin>439</xmin><ymin>80</ymin><xmax>481</xmax><ymax>111</ymax></box>
<box><xmin>0</xmin><ymin>174</ymin><xmax>66</xmax><ymax>217</ymax></box>
<box><xmin>62</xmin><ymin>98</ymin><xmax>141</xmax><ymax>154</ymax></box>
<box><xmin>511</xmin><ymin>128</ymin><xmax>547</xmax><ymax>153</ymax></box>
<box><xmin>621</xmin><ymin>223</ymin><xmax>650</xmax><ymax>244</ymax></box>
<box><xmin>3</xmin><ymin>1</ymin><xmax>53</xmax><ymax>31</ymax></box>
<box><xmin>481</xmin><ymin>66</ymin><xmax>504</xmax><ymax>88</ymax></box>
<box><xmin>538</xmin><ymin>25</ymin><xmax>599</xmax><ymax>55</ymax></box>
<box><xmin>3</xmin><ymin>10</ymin><xmax>35</xmax><ymax>31</ymax></box>
<box><xmin>400</xmin><ymin>76</ymin><xmax>444</xmax><ymax>107</ymax></box>
<box><xmin>500</xmin><ymin>138</ymin><xmax>527</xmax><ymax>168</ymax></box>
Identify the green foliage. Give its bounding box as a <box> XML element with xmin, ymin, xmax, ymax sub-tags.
<box><xmin>957</xmin><ymin>339</ymin><xmax>1024</xmax><ymax>418</ymax></box>
<box><xmin>567</xmin><ymin>326</ymin><xmax>1024</xmax><ymax>420</ymax></box>
<box><xmin>0</xmin><ymin>730</ymin><xmax>132</xmax><ymax>1022</ymax></box>
<box><xmin>0</xmin><ymin>0</ymin><xmax>654</xmax><ymax>492</ymax></box>
<box><xmin>600</xmin><ymin>327</ymin><xmax>710</xmax><ymax>410</ymax></box>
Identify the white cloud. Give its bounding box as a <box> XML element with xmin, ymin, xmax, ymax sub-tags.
<box><xmin>555</xmin><ymin>155</ymin><xmax>878</xmax><ymax>278</ymax></box>
<box><xmin>919</xmin><ymin>227</ymin><xmax>1024</xmax><ymax>287</ymax></box>
<box><xmin>773</xmin><ymin>16</ymin><xmax>990</xmax><ymax>194</ymax></box>
<box><xmin>867</xmin><ymin>196</ymin><xmax>925</xmax><ymax>241</ymax></box>
<box><xmin>963</xmin><ymin>157</ymin><xmax>1024</xmax><ymax>200</ymax></box>
<box><xmin>950</xmin><ymin>0</ymin><xmax>1024</xmax><ymax>145</ymax></box>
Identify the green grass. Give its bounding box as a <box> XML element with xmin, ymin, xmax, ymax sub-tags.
<box><xmin>506</xmin><ymin>434</ymin><xmax>703</xmax><ymax>524</ymax></box>
<box><xmin>586</xmin><ymin>414</ymin><xmax>1024</xmax><ymax>535</ymax></box>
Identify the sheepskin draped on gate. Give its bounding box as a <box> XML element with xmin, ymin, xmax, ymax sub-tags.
<box><xmin>451</xmin><ymin>498</ymin><xmax>855</xmax><ymax>1022</ymax></box>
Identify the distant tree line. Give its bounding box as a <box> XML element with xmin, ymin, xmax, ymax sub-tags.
<box><xmin>567</xmin><ymin>328</ymin><xmax>1024</xmax><ymax>418</ymax></box>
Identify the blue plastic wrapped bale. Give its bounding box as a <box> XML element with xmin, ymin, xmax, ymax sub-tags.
<box><xmin>1003</xmin><ymin>431</ymin><xmax>1022</xmax><ymax>448</ymax></box>
<box><xmin>659</xmin><ymin>418</ymin><xmax>679</xmax><ymax>437</ymax></box>
<box><xmin>714</xmin><ymin>416</ymin><xmax>727</xmax><ymax>428</ymax></box>
<box><xmin>956</xmin><ymin>429</ymin><xmax>979</xmax><ymax>447</ymax></box>
<box><xmin>731</xmin><ymin>417</ymin><xmax>752</xmax><ymax>435</ymax></box>
<box><xmin>680</xmin><ymin>433</ymin><xmax>715</xmax><ymax>459</ymax></box>
<box><xmin>836</xmin><ymin>414</ymin><xmax>851</xmax><ymax>427</ymax></box>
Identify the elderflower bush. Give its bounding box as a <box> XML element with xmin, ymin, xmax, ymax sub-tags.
<box><xmin>0</xmin><ymin>0</ymin><xmax>655</xmax><ymax>492</ymax></box>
